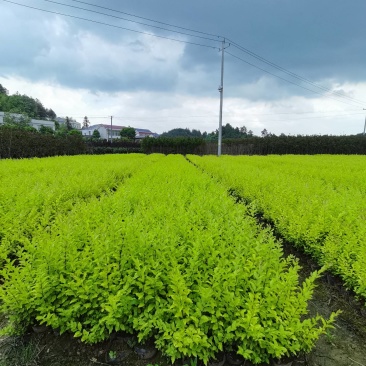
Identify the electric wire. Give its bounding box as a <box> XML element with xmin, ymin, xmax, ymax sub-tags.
<box><xmin>228</xmin><ymin>39</ymin><xmax>366</xmax><ymax>106</ymax></box>
<box><xmin>225</xmin><ymin>51</ymin><xmax>364</xmax><ymax>108</ymax></box>
<box><xmin>41</xmin><ymin>0</ymin><xmax>222</xmax><ymax>43</ymax></box>
<box><xmin>2</xmin><ymin>0</ymin><xmax>219</xmax><ymax>50</ymax></box>
<box><xmin>3</xmin><ymin>0</ymin><xmax>365</xmax><ymax>112</ymax></box>
<box><xmin>67</xmin><ymin>0</ymin><xmax>222</xmax><ymax>39</ymax></box>
<box><xmin>59</xmin><ymin>110</ymin><xmax>362</xmax><ymax>119</ymax></box>
<box><xmin>54</xmin><ymin>0</ymin><xmax>365</xmax><ymax>107</ymax></box>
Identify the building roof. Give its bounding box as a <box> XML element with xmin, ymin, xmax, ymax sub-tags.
<box><xmin>135</xmin><ymin>128</ymin><xmax>153</xmax><ymax>133</ymax></box>
<box><xmin>83</xmin><ymin>124</ymin><xmax>158</xmax><ymax>136</ymax></box>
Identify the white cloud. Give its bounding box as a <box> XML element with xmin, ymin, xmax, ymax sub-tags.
<box><xmin>1</xmin><ymin>75</ymin><xmax>365</xmax><ymax>136</ymax></box>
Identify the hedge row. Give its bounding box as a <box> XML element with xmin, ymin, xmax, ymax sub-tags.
<box><xmin>2</xmin><ymin>130</ymin><xmax>366</xmax><ymax>158</ymax></box>
<box><xmin>141</xmin><ymin>135</ymin><xmax>366</xmax><ymax>155</ymax></box>
<box><xmin>0</xmin><ymin>127</ymin><xmax>86</xmax><ymax>158</ymax></box>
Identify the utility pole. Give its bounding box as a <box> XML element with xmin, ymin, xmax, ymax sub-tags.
<box><xmin>364</xmin><ymin>109</ymin><xmax>366</xmax><ymax>136</ymax></box>
<box><xmin>218</xmin><ymin>39</ymin><xmax>225</xmax><ymax>156</ymax></box>
<box><xmin>110</xmin><ymin>115</ymin><xmax>113</xmax><ymax>142</ymax></box>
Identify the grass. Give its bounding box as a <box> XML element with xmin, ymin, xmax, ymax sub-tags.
<box><xmin>0</xmin><ymin>333</ymin><xmax>42</xmax><ymax>366</ymax></box>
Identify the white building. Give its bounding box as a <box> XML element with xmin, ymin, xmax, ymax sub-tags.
<box><xmin>82</xmin><ymin>124</ymin><xmax>158</xmax><ymax>140</ymax></box>
<box><xmin>0</xmin><ymin>111</ymin><xmax>55</xmax><ymax>130</ymax></box>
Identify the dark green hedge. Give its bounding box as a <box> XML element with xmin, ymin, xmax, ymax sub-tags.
<box><xmin>85</xmin><ymin>139</ymin><xmax>142</xmax><ymax>154</ymax></box>
<box><xmin>219</xmin><ymin>135</ymin><xmax>366</xmax><ymax>155</ymax></box>
<box><xmin>2</xmin><ymin>131</ymin><xmax>366</xmax><ymax>158</ymax></box>
<box><xmin>0</xmin><ymin>127</ymin><xmax>86</xmax><ymax>159</ymax></box>
<box><xmin>141</xmin><ymin>137</ymin><xmax>205</xmax><ymax>155</ymax></box>
<box><xmin>141</xmin><ymin>135</ymin><xmax>366</xmax><ymax>155</ymax></box>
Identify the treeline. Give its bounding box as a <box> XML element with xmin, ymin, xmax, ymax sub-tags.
<box><xmin>0</xmin><ymin>84</ymin><xmax>56</xmax><ymax>120</ymax></box>
<box><xmin>161</xmin><ymin>124</ymin><xmax>253</xmax><ymax>140</ymax></box>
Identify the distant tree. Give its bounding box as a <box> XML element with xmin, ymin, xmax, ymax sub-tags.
<box><xmin>0</xmin><ymin>84</ymin><xmax>8</xmax><ymax>95</ymax></box>
<box><xmin>68</xmin><ymin>129</ymin><xmax>82</xmax><ymax>136</ymax></box>
<box><xmin>46</xmin><ymin>108</ymin><xmax>56</xmax><ymax>120</ymax></box>
<box><xmin>92</xmin><ymin>129</ymin><xmax>101</xmax><ymax>139</ymax></box>
<box><xmin>35</xmin><ymin>98</ymin><xmax>48</xmax><ymax>119</ymax></box>
<box><xmin>120</xmin><ymin>127</ymin><xmax>136</xmax><ymax>140</ymax></box>
<box><xmin>3</xmin><ymin>112</ymin><xmax>32</xmax><ymax>128</ymax></box>
<box><xmin>55</xmin><ymin>123</ymin><xmax>68</xmax><ymax>136</ymax></box>
<box><xmin>65</xmin><ymin>116</ymin><xmax>72</xmax><ymax>131</ymax></box>
<box><xmin>240</xmin><ymin>126</ymin><xmax>247</xmax><ymax>134</ymax></box>
<box><xmin>204</xmin><ymin>123</ymin><xmax>251</xmax><ymax>140</ymax></box>
<box><xmin>39</xmin><ymin>125</ymin><xmax>55</xmax><ymax>135</ymax></box>
<box><xmin>261</xmin><ymin>128</ymin><xmax>268</xmax><ymax>137</ymax></box>
<box><xmin>83</xmin><ymin>116</ymin><xmax>90</xmax><ymax>128</ymax></box>
<box><xmin>161</xmin><ymin>128</ymin><xmax>203</xmax><ymax>138</ymax></box>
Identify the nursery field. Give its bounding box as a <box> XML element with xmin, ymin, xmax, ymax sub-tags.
<box><xmin>0</xmin><ymin>154</ymin><xmax>365</xmax><ymax>365</ymax></box>
<box><xmin>188</xmin><ymin>155</ymin><xmax>366</xmax><ymax>303</ymax></box>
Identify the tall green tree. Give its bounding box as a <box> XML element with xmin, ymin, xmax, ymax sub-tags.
<box><xmin>39</xmin><ymin>125</ymin><xmax>55</xmax><ymax>135</ymax></box>
<box><xmin>120</xmin><ymin>127</ymin><xmax>136</xmax><ymax>140</ymax></box>
<box><xmin>91</xmin><ymin>129</ymin><xmax>101</xmax><ymax>139</ymax></box>
<box><xmin>46</xmin><ymin>108</ymin><xmax>56</xmax><ymax>120</ymax></box>
<box><xmin>83</xmin><ymin>116</ymin><xmax>90</xmax><ymax>128</ymax></box>
<box><xmin>0</xmin><ymin>84</ymin><xmax>8</xmax><ymax>95</ymax></box>
<box><xmin>65</xmin><ymin>117</ymin><xmax>72</xmax><ymax>131</ymax></box>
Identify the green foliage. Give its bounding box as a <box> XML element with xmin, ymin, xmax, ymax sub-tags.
<box><xmin>3</xmin><ymin>112</ymin><xmax>32</xmax><ymax>128</ymax></box>
<box><xmin>215</xmin><ymin>135</ymin><xmax>366</xmax><ymax>155</ymax></box>
<box><xmin>0</xmin><ymin>91</ymin><xmax>52</xmax><ymax>120</ymax></box>
<box><xmin>0</xmin><ymin>155</ymin><xmax>335</xmax><ymax>364</ymax></box>
<box><xmin>92</xmin><ymin>129</ymin><xmax>101</xmax><ymax>139</ymax></box>
<box><xmin>142</xmin><ymin>136</ymin><xmax>204</xmax><ymax>155</ymax></box>
<box><xmin>161</xmin><ymin>128</ymin><xmax>204</xmax><ymax>138</ymax></box>
<box><xmin>0</xmin><ymin>128</ymin><xmax>86</xmax><ymax>158</ymax></box>
<box><xmin>0</xmin><ymin>83</ymin><xmax>9</xmax><ymax>95</ymax></box>
<box><xmin>65</xmin><ymin>117</ymin><xmax>72</xmax><ymax>131</ymax></box>
<box><xmin>188</xmin><ymin>154</ymin><xmax>366</xmax><ymax>303</ymax></box>
<box><xmin>120</xmin><ymin>127</ymin><xmax>136</xmax><ymax>140</ymax></box>
<box><xmin>39</xmin><ymin>125</ymin><xmax>55</xmax><ymax>135</ymax></box>
<box><xmin>68</xmin><ymin>129</ymin><xmax>82</xmax><ymax>136</ymax></box>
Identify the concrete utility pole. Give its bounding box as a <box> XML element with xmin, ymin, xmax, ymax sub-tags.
<box><xmin>218</xmin><ymin>39</ymin><xmax>225</xmax><ymax>156</ymax></box>
<box><xmin>110</xmin><ymin>116</ymin><xmax>113</xmax><ymax>142</ymax></box>
<box><xmin>364</xmin><ymin>109</ymin><xmax>366</xmax><ymax>136</ymax></box>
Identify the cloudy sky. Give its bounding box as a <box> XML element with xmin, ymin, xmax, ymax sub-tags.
<box><xmin>1</xmin><ymin>0</ymin><xmax>366</xmax><ymax>135</ymax></box>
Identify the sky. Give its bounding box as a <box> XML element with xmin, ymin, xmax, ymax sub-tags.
<box><xmin>1</xmin><ymin>0</ymin><xmax>366</xmax><ymax>136</ymax></box>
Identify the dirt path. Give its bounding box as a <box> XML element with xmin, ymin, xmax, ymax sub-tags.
<box><xmin>283</xmin><ymin>241</ymin><xmax>366</xmax><ymax>366</ymax></box>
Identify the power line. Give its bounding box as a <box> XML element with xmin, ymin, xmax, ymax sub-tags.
<box><xmin>40</xmin><ymin>0</ymin><xmax>222</xmax><ymax>43</ymax></box>
<box><xmin>251</xmin><ymin>112</ymin><xmax>365</xmax><ymax>123</ymax></box>
<box><xmin>67</xmin><ymin>0</ymin><xmax>222</xmax><ymax>39</ymax></box>
<box><xmin>2</xmin><ymin>0</ymin><xmax>219</xmax><ymax>50</ymax></box>
<box><xmin>4</xmin><ymin>0</ymin><xmax>365</xmax><ymax>116</ymax></box>
<box><xmin>228</xmin><ymin>39</ymin><xmax>366</xmax><ymax>106</ymax></box>
<box><xmin>53</xmin><ymin>0</ymin><xmax>366</xmax><ymax>107</ymax></box>
<box><xmin>59</xmin><ymin>110</ymin><xmax>363</xmax><ymax>120</ymax></box>
<box><xmin>225</xmin><ymin>51</ymin><xmax>363</xmax><ymax>108</ymax></box>
<box><xmin>225</xmin><ymin>109</ymin><xmax>362</xmax><ymax>116</ymax></box>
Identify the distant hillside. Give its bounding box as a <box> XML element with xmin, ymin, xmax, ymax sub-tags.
<box><xmin>0</xmin><ymin>83</ymin><xmax>56</xmax><ymax>120</ymax></box>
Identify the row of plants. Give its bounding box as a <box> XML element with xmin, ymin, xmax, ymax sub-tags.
<box><xmin>0</xmin><ymin>126</ymin><xmax>87</xmax><ymax>158</ymax></box>
<box><xmin>140</xmin><ymin>135</ymin><xmax>366</xmax><ymax>155</ymax></box>
<box><xmin>187</xmin><ymin>154</ymin><xmax>366</xmax><ymax>303</ymax></box>
<box><xmin>219</xmin><ymin>135</ymin><xmax>366</xmax><ymax>155</ymax></box>
<box><xmin>0</xmin><ymin>154</ymin><xmax>151</xmax><ymax>268</ymax></box>
<box><xmin>0</xmin><ymin>154</ymin><xmax>336</xmax><ymax>364</ymax></box>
